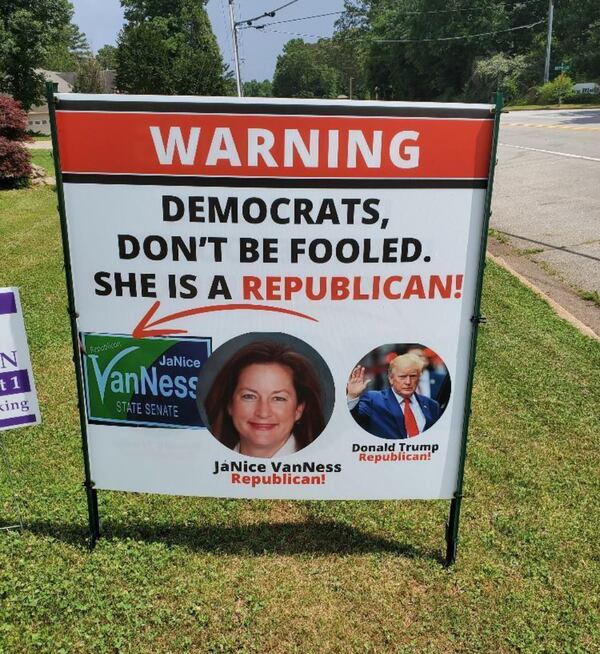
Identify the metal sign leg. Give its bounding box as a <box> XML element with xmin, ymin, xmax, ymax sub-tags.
<box><xmin>84</xmin><ymin>481</ymin><xmax>100</xmax><ymax>548</ymax></box>
<box><xmin>445</xmin><ymin>495</ymin><xmax>462</xmax><ymax>566</ymax></box>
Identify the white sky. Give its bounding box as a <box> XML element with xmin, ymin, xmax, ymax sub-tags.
<box><xmin>71</xmin><ymin>0</ymin><xmax>346</xmax><ymax>82</ymax></box>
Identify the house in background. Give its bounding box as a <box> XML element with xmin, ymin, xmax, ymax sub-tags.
<box><xmin>28</xmin><ymin>68</ymin><xmax>116</xmax><ymax>134</ymax></box>
<box><xmin>27</xmin><ymin>70</ymin><xmax>73</xmax><ymax>134</ymax></box>
<box><xmin>0</xmin><ymin>70</ymin><xmax>71</xmax><ymax>131</ymax></box>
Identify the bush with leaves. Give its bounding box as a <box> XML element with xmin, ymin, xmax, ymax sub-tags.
<box><xmin>273</xmin><ymin>39</ymin><xmax>339</xmax><ymax>99</ymax></box>
<box><xmin>74</xmin><ymin>58</ymin><xmax>105</xmax><ymax>93</ymax></box>
<box><xmin>537</xmin><ymin>74</ymin><xmax>575</xmax><ymax>104</ymax></box>
<box><xmin>0</xmin><ymin>96</ymin><xmax>31</xmax><ymax>188</ymax></box>
<box><xmin>243</xmin><ymin>79</ymin><xmax>273</xmax><ymax>98</ymax></box>
<box><xmin>463</xmin><ymin>54</ymin><xmax>530</xmax><ymax>104</ymax></box>
<box><xmin>569</xmin><ymin>91</ymin><xmax>600</xmax><ymax>104</ymax></box>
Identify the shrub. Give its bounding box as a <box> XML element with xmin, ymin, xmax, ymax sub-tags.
<box><xmin>0</xmin><ymin>96</ymin><xmax>30</xmax><ymax>141</ymax></box>
<box><xmin>463</xmin><ymin>54</ymin><xmax>529</xmax><ymax>104</ymax></box>
<box><xmin>0</xmin><ymin>97</ymin><xmax>31</xmax><ymax>188</ymax></box>
<box><xmin>525</xmin><ymin>86</ymin><xmax>541</xmax><ymax>104</ymax></box>
<box><xmin>537</xmin><ymin>74</ymin><xmax>575</xmax><ymax>104</ymax></box>
<box><xmin>0</xmin><ymin>137</ymin><xmax>32</xmax><ymax>188</ymax></box>
<box><xmin>568</xmin><ymin>92</ymin><xmax>600</xmax><ymax>104</ymax></box>
<box><xmin>521</xmin><ymin>86</ymin><xmax>600</xmax><ymax>106</ymax></box>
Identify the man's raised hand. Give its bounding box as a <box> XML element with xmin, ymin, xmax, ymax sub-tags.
<box><xmin>347</xmin><ymin>366</ymin><xmax>371</xmax><ymax>400</ymax></box>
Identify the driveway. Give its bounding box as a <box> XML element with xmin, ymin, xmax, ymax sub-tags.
<box><xmin>26</xmin><ymin>140</ymin><xmax>53</xmax><ymax>149</ymax></box>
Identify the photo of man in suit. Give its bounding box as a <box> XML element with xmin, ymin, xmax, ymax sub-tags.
<box><xmin>347</xmin><ymin>352</ymin><xmax>442</xmax><ymax>439</ymax></box>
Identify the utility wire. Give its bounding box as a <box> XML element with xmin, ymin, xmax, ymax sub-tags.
<box><xmin>382</xmin><ymin>8</ymin><xmax>494</xmax><ymax>14</ymax></box>
<box><xmin>253</xmin><ymin>19</ymin><xmax>546</xmax><ymax>43</ymax></box>
<box><xmin>235</xmin><ymin>0</ymin><xmax>246</xmax><ymax>64</ymax></box>
<box><xmin>243</xmin><ymin>2</ymin><xmax>544</xmax><ymax>31</ymax></box>
<box><xmin>237</xmin><ymin>0</ymin><xmax>301</xmax><ymax>27</ymax></box>
<box><xmin>219</xmin><ymin>0</ymin><xmax>235</xmax><ymax>67</ymax></box>
<box><xmin>389</xmin><ymin>1</ymin><xmax>543</xmax><ymax>14</ymax></box>
<box><xmin>252</xmin><ymin>27</ymin><xmax>330</xmax><ymax>38</ymax></box>
<box><xmin>238</xmin><ymin>10</ymin><xmax>343</xmax><ymax>30</ymax></box>
<box><xmin>243</xmin><ymin>8</ymin><xmax>497</xmax><ymax>33</ymax></box>
<box><xmin>374</xmin><ymin>19</ymin><xmax>546</xmax><ymax>43</ymax></box>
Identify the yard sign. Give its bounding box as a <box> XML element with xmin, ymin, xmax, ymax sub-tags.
<box><xmin>50</xmin><ymin>90</ymin><xmax>501</xmax><ymax>562</ymax></box>
<box><xmin>0</xmin><ymin>288</ymin><xmax>41</xmax><ymax>432</ymax></box>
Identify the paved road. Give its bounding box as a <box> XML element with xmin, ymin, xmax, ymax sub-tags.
<box><xmin>492</xmin><ymin>109</ymin><xmax>600</xmax><ymax>297</ymax></box>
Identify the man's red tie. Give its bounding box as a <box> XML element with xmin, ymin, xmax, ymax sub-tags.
<box><xmin>403</xmin><ymin>398</ymin><xmax>420</xmax><ymax>437</ymax></box>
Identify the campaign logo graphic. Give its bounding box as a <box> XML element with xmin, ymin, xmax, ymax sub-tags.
<box><xmin>83</xmin><ymin>333</ymin><xmax>211</xmax><ymax>428</ymax></box>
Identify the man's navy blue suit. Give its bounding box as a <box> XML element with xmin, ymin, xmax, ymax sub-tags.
<box><xmin>351</xmin><ymin>387</ymin><xmax>440</xmax><ymax>439</ymax></box>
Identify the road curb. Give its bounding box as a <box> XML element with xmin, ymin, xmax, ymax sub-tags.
<box><xmin>487</xmin><ymin>252</ymin><xmax>599</xmax><ymax>342</ymax></box>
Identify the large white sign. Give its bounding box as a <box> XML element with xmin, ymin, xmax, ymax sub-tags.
<box><xmin>0</xmin><ymin>288</ymin><xmax>41</xmax><ymax>431</ymax></box>
<box><xmin>54</xmin><ymin>95</ymin><xmax>494</xmax><ymax>499</ymax></box>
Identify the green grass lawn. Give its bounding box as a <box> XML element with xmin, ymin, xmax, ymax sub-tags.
<box><xmin>29</xmin><ymin>150</ymin><xmax>55</xmax><ymax>176</ymax></box>
<box><xmin>1</xmin><ymin>186</ymin><xmax>599</xmax><ymax>653</ymax></box>
<box><xmin>505</xmin><ymin>103</ymin><xmax>600</xmax><ymax>111</ymax></box>
<box><xmin>27</xmin><ymin>134</ymin><xmax>52</xmax><ymax>141</ymax></box>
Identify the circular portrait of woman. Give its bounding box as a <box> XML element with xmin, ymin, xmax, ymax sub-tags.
<box><xmin>198</xmin><ymin>333</ymin><xmax>335</xmax><ymax>458</ymax></box>
<box><xmin>346</xmin><ymin>343</ymin><xmax>450</xmax><ymax>440</ymax></box>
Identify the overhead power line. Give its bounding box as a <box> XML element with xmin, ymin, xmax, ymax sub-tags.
<box><xmin>242</xmin><ymin>0</ymin><xmax>545</xmax><ymax>31</ymax></box>
<box><xmin>243</xmin><ymin>7</ymin><xmax>504</xmax><ymax>32</ymax></box>
<box><xmin>252</xmin><ymin>27</ymin><xmax>328</xmax><ymax>39</ymax></box>
<box><xmin>228</xmin><ymin>0</ymin><xmax>243</xmax><ymax>96</ymax></box>
<box><xmin>219</xmin><ymin>0</ymin><xmax>235</xmax><ymax>66</ymax></box>
<box><xmin>228</xmin><ymin>0</ymin><xmax>302</xmax><ymax>96</ymax></box>
<box><xmin>238</xmin><ymin>10</ymin><xmax>343</xmax><ymax>30</ymax></box>
<box><xmin>388</xmin><ymin>8</ymin><xmax>492</xmax><ymax>14</ymax></box>
<box><xmin>243</xmin><ymin>0</ymin><xmax>546</xmax><ymax>32</ymax></box>
<box><xmin>252</xmin><ymin>19</ymin><xmax>546</xmax><ymax>43</ymax></box>
<box><xmin>235</xmin><ymin>0</ymin><xmax>247</xmax><ymax>77</ymax></box>
<box><xmin>237</xmin><ymin>0</ymin><xmax>301</xmax><ymax>27</ymax></box>
<box><xmin>391</xmin><ymin>1</ymin><xmax>543</xmax><ymax>14</ymax></box>
<box><xmin>374</xmin><ymin>19</ymin><xmax>546</xmax><ymax>43</ymax></box>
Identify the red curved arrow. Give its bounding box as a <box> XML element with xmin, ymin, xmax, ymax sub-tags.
<box><xmin>132</xmin><ymin>301</ymin><xmax>318</xmax><ymax>338</ymax></box>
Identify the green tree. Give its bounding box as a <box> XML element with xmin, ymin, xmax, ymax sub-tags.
<box><xmin>463</xmin><ymin>53</ymin><xmax>529</xmax><ymax>103</ymax></box>
<box><xmin>43</xmin><ymin>44</ymin><xmax>76</xmax><ymax>72</ymax></box>
<box><xmin>43</xmin><ymin>24</ymin><xmax>91</xmax><ymax>72</ymax></box>
<box><xmin>74</xmin><ymin>58</ymin><xmax>105</xmax><ymax>93</ymax></box>
<box><xmin>335</xmin><ymin>0</ymin><xmax>600</xmax><ymax>102</ymax></box>
<box><xmin>0</xmin><ymin>0</ymin><xmax>76</xmax><ymax>109</ymax></box>
<box><xmin>243</xmin><ymin>79</ymin><xmax>273</xmax><ymax>97</ymax></box>
<box><xmin>272</xmin><ymin>39</ymin><xmax>339</xmax><ymax>99</ymax></box>
<box><xmin>97</xmin><ymin>45</ymin><xmax>118</xmax><ymax>70</ymax></box>
<box><xmin>552</xmin><ymin>0</ymin><xmax>600</xmax><ymax>80</ymax></box>
<box><xmin>575</xmin><ymin>18</ymin><xmax>600</xmax><ymax>79</ymax></box>
<box><xmin>116</xmin><ymin>0</ymin><xmax>226</xmax><ymax>95</ymax></box>
<box><xmin>326</xmin><ymin>32</ymin><xmax>368</xmax><ymax>99</ymax></box>
<box><xmin>365</xmin><ymin>0</ymin><xmax>508</xmax><ymax>101</ymax></box>
<box><xmin>493</xmin><ymin>0</ymin><xmax>599</xmax><ymax>80</ymax></box>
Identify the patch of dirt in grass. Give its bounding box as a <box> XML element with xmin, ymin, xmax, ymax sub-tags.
<box><xmin>487</xmin><ymin>238</ymin><xmax>600</xmax><ymax>337</ymax></box>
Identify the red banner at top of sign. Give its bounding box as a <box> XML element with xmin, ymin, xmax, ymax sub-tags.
<box><xmin>55</xmin><ymin>100</ymin><xmax>494</xmax><ymax>181</ymax></box>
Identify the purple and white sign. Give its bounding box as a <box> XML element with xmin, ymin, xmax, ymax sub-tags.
<box><xmin>0</xmin><ymin>288</ymin><xmax>41</xmax><ymax>431</ymax></box>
